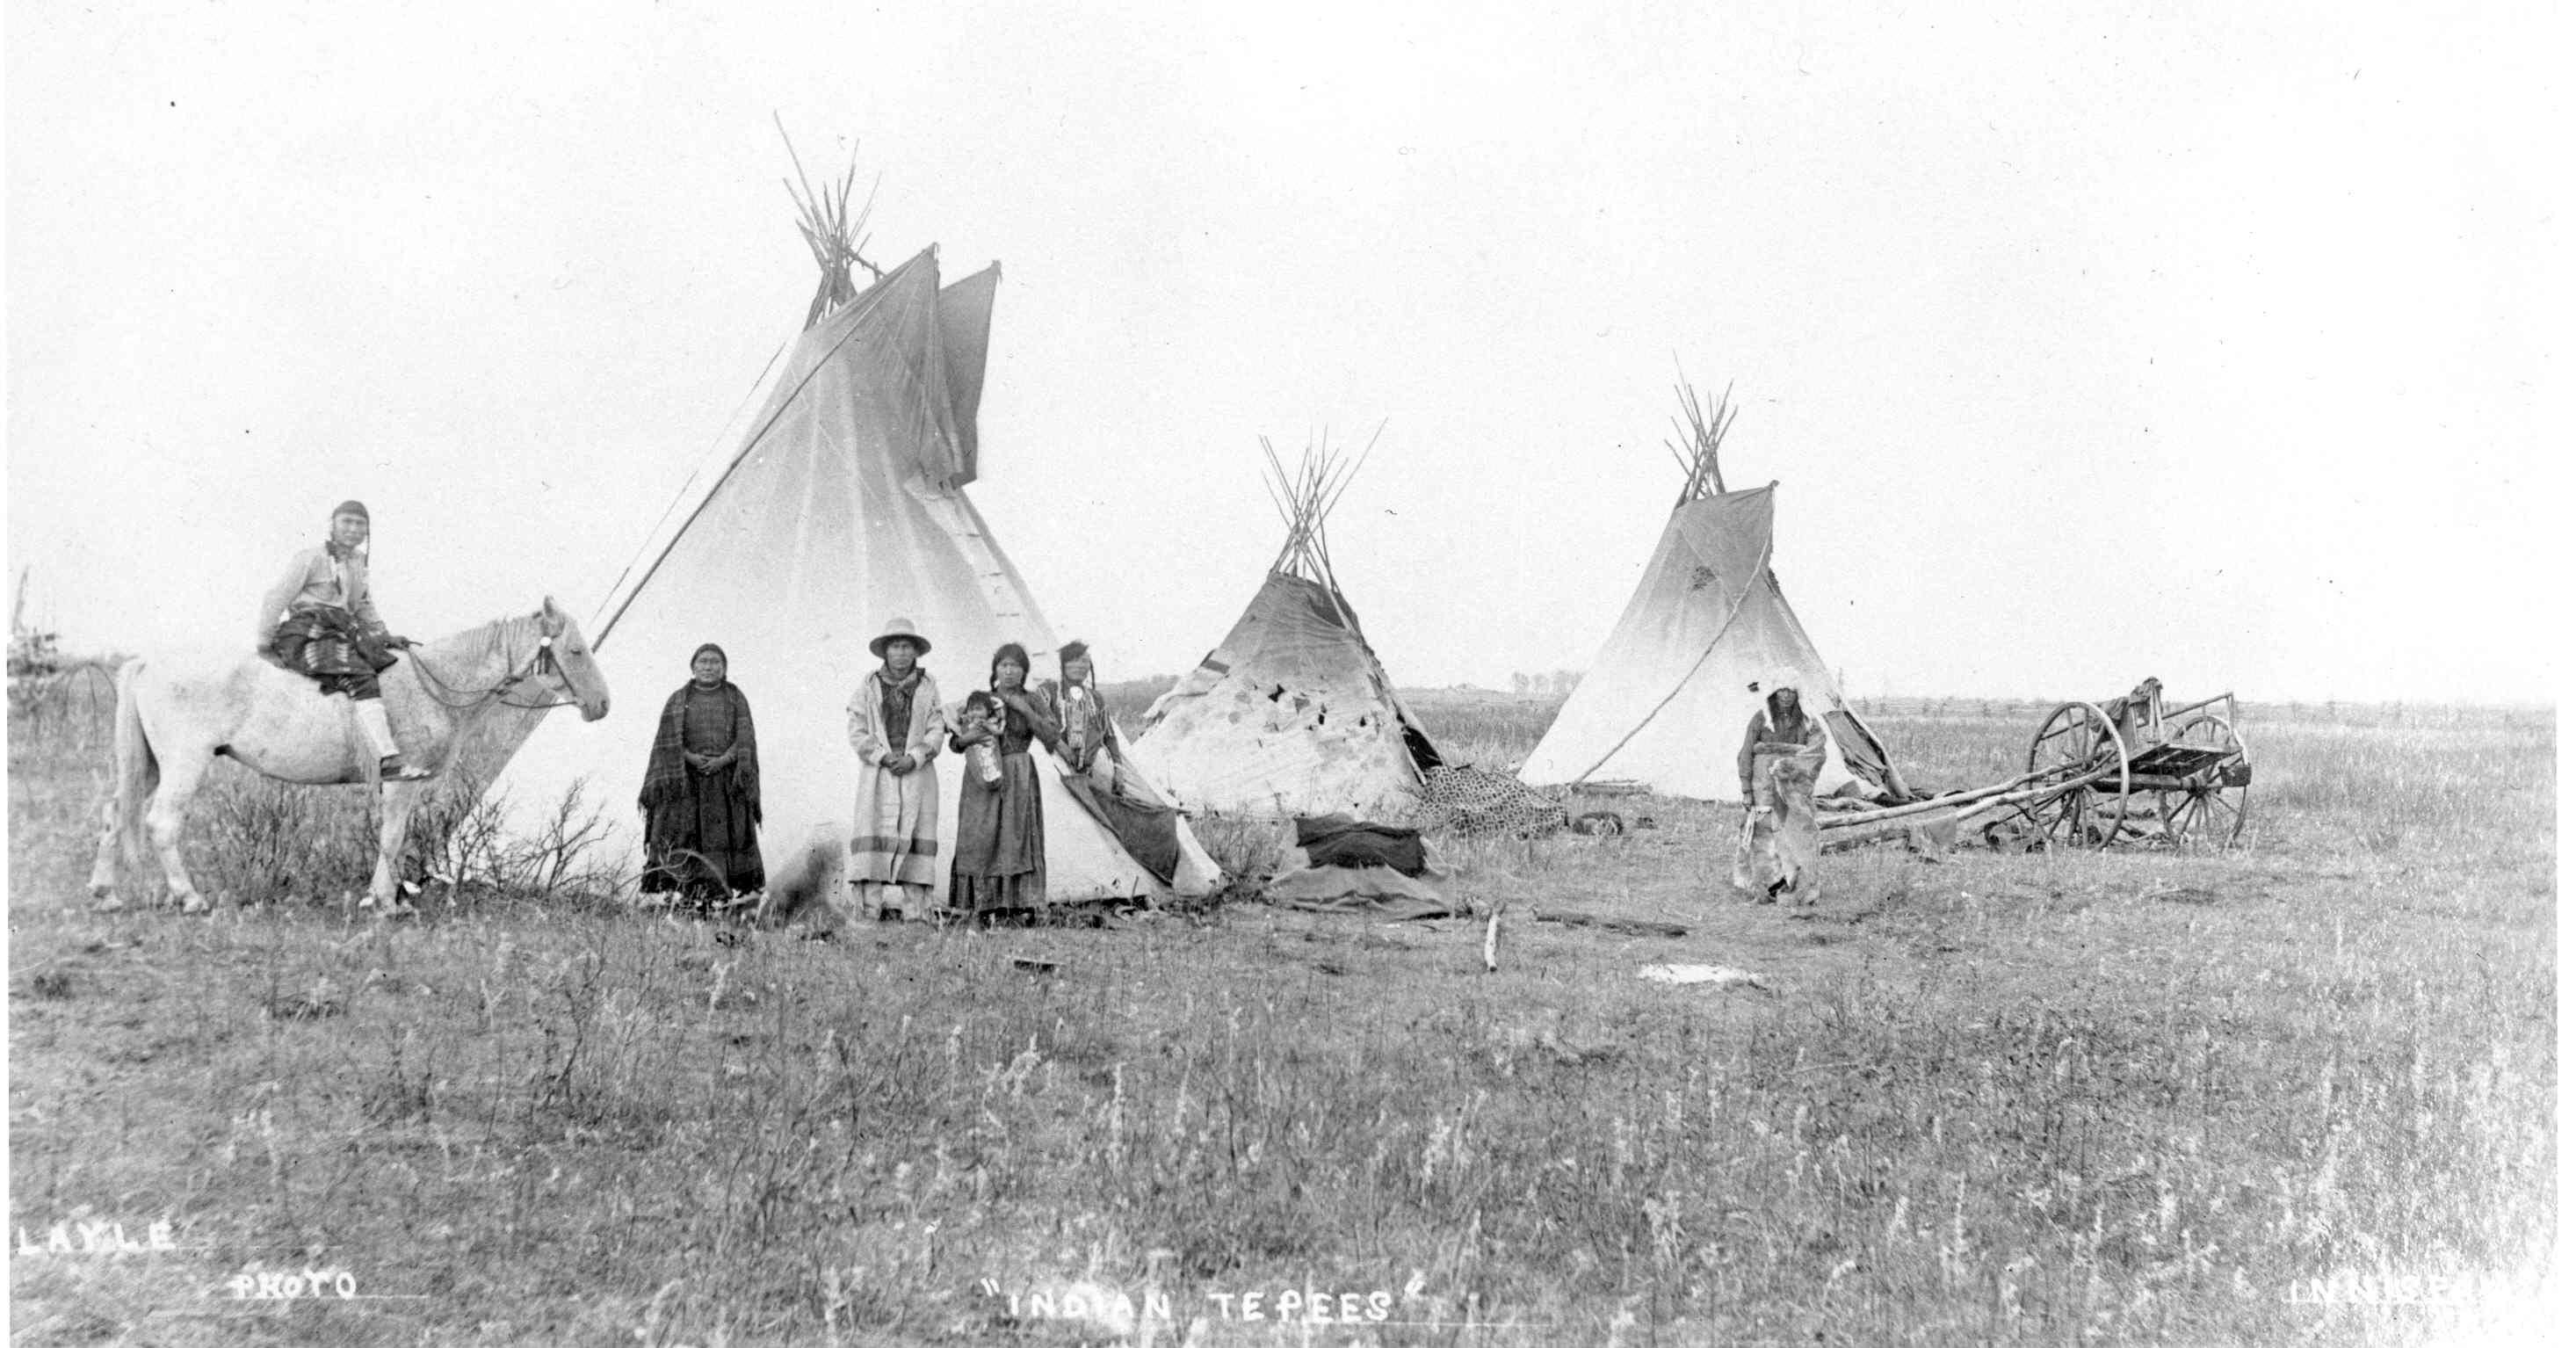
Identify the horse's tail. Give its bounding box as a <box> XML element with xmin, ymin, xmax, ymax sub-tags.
<box><xmin>106</xmin><ymin>657</ymin><xmax>157</xmax><ymax>880</ymax></box>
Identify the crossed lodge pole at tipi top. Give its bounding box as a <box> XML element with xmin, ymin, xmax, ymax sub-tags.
<box><xmin>1667</xmin><ymin>377</ymin><xmax>1738</xmax><ymax>504</ymax></box>
<box><xmin>778</xmin><ymin>115</ymin><xmax>881</xmax><ymax>330</ymax></box>
<box><xmin>1259</xmin><ymin>428</ymin><xmax>1380</xmax><ymax>589</ymax></box>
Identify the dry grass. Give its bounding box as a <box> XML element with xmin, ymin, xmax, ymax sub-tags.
<box><xmin>5</xmin><ymin>687</ymin><xmax>2554</xmax><ymax>1345</ymax></box>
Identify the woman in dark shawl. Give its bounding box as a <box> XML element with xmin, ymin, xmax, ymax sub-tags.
<box><xmin>947</xmin><ymin>642</ymin><xmax>1065</xmax><ymax>924</ymax></box>
<box><xmin>640</xmin><ymin>643</ymin><xmax>764</xmax><ymax>915</ymax></box>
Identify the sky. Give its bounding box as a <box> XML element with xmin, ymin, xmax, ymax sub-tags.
<box><xmin>5</xmin><ymin>1</ymin><xmax>2564</xmax><ymax>704</ymax></box>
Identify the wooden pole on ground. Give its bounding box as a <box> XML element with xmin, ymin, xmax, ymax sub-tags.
<box><xmin>1819</xmin><ymin>763</ymin><xmax>2104</xmax><ymax>832</ymax></box>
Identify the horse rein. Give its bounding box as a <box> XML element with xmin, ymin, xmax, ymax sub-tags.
<box><xmin>403</xmin><ymin>630</ymin><xmax>579</xmax><ymax>711</ymax></box>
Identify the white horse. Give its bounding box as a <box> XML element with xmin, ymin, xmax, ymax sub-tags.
<box><xmin>87</xmin><ymin>598</ymin><xmax>611</xmax><ymax>914</ymax></box>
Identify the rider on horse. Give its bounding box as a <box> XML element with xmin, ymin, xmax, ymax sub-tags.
<box><xmin>256</xmin><ymin>500</ymin><xmax>432</xmax><ymax>781</ymax></box>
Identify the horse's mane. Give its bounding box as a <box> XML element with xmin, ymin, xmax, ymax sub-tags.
<box><xmin>411</xmin><ymin>607</ymin><xmax>554</xmax><ymax>689</ymax></box>
<box><xmin>429</xmin><ymin>608</ymin><xmax>544</xmax><ymax>652</ymax></box>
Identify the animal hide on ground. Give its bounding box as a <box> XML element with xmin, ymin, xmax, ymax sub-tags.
<box><xmin>1732</xmin><ymin>744</ymin><xmax>1826</xmax><ymax>903</ymax></box>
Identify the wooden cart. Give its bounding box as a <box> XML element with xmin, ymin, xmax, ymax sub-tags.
<box><xmin>2022</xmin><ymin>678</ymin><xmax>2252</xmax><ymax>848</ymax></box>
<box><xmin>1814</xmin><ymin>677</ymin><xmax>2251</xmax><ymax>852</ymax></box>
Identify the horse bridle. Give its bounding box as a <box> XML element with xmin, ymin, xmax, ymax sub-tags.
<box><xmin>406</xmin><ymin>631</ymin><xmax>580</xmax><ymax>711</ymax></box>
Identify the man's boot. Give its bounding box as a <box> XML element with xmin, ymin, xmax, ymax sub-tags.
<box><xmin>354</xmin><ymin>699</ymin><xmax>434</xmax><ymax>781</ymax></box>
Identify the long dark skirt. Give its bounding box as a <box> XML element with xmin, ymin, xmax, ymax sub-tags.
<box><xmin>951</xmin><ymin>750</ymin><xmax>1046</xmax><ymax>917</ymax></box>
<box><xmin>644</xmin><ymin>774</ymin><xmax>766</xmax><ymax>908</ymax></box>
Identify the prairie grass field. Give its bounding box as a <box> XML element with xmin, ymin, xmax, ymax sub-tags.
<box><xmin>5</xmin><ymin>683</ymin><xmax>2556</xmax><ymax>1345</ymax></box>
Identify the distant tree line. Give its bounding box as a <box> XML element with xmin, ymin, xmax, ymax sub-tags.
<box><xmin>1510</xmin><ymin>670</ymin><xmax>1582</xmax><ymax>698</ymax></box>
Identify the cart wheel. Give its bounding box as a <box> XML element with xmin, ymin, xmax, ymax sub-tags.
<box><xmin>2156</xmin><ymin>714</ymin><xmax>2250</xmax><ymax>847</ymax></box>
<box><xmin>2025</xmin><ymin>701</ymin><xmax>2131</xmax><ymax>849</ymax></box>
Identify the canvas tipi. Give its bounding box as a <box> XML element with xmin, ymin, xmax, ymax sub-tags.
<box><xmin>1517</xmin><ymin>383</ymin><xmax>1901</xmax><ymax>803</ymax></box>
<box><xmin>1130</xmin><ymin>441</ymin><xmax>1444</xmax><ymax>817</ymax></box>
<box><xmin>492</xmin><ymin>167</ymin><xmax>1217</xmax><ymax>905</ymax></box>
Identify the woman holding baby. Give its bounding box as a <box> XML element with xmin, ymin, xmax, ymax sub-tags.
<box><xmin>946</xmin><ymin>641</ymin><xmax>1066</xmax><ymax>925</ymax></box>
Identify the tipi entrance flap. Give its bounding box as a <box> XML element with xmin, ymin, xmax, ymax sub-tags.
<box><xmin>936</xmin><ymin>264</ymin><xmax>1001</xmax><ymax>482</ymax></box>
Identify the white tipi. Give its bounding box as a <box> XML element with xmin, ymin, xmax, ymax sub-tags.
<box><xmin>1130</xmin><ymin>441</ymin><xmax>1445</xmax><ymax>817</ymax></box>
<box><xmin>1516</xmin><ymin>383</ymin><xmax>1901</xmax><ymax>803</ymax></box>
<box><xmin>492</xmin><ymin>172</ymin><xmax>1216</xmax><ymax>905</ymax></box>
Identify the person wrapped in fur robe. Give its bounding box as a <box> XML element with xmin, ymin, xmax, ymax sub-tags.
<box><xmin>1733</xmin><ymin>686</ymin><xmax>1827</xmax><ymax>903</ymax></box>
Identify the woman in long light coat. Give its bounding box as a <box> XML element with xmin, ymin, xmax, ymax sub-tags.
<box><xmin>846</xmin><ymin>619</ymin><xmax>946</xmax><ymax>921</ymax></box>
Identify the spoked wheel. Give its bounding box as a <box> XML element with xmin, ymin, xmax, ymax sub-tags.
<box><xmin>2025</xmin><ymin>701</ymin><xmax>2131</xmax><ymax>849</ymax></box>
<box><xmin>2155</xmin><ymin>714</ymin><xmax>2251</xmax><ymax>847</ymax></box>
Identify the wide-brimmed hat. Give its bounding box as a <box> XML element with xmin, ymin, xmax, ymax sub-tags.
<box><xmin>869</xmin><ymin>619</ymin><xmax>931</xmax><ymax>659</ymax></box>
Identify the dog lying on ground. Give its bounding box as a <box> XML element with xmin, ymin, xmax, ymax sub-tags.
<box><xmin>755</xmin><ymin>830</ymin><xmax>847</xmax><ymax>934</ymax></box>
